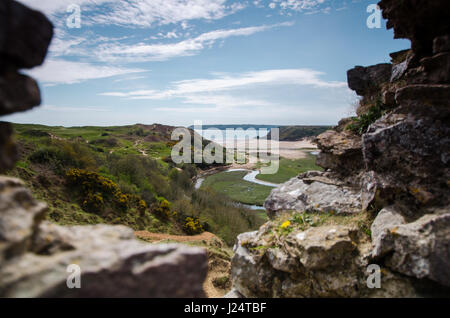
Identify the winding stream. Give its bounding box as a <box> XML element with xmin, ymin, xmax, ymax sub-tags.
<box><xmin>194</xmin><ymin>151</ymin><xmax>320</xmax><ymax>210</ymax></box>
<box><xmin>194</xmin><ymin>168</ymin><xmax>279</xmax><ymax>210</ymax></box>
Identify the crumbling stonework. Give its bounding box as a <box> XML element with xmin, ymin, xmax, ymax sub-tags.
<box><xmin>231</xmin><ymin>0</ymin><xmax>450</xmax><ymax>297</ymax></box>
<box><xmin>0</xmin><ymin>0</ymin><xmax>208</xmax><ymax>298</ymax></box>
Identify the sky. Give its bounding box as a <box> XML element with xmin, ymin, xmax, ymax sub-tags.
<box><xmin>4</xmin><ymin>0</ymin><xmax>410</xmax><ymax>127</ymax></box>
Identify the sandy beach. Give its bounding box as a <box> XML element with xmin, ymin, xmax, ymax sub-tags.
<box><xmin>217</xmin><ymin>138</ymin><xmax>317</xmax><ymax>160</ymax></box>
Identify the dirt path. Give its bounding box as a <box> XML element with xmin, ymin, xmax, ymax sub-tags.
<box><xmin>135</xmin><ymin>231</ymin><xmax>217</xmax><ymax>243</ymax></box>
<box><xmin>134</xmin><ymin>230</ymin><xmax>231</xmax><ymax>298</ymax></box>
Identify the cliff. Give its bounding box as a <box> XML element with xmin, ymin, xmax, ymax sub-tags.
<box><xmin>228</xmin><ymin>0</ymin><xmax>450</xmax><ymax>298</ymax></box>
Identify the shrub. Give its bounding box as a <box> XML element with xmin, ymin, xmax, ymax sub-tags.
<box><xmin>184</xmin><ymin>216</ymin><xmax>204</xmax><ymax>235</ymax></box>
<box><xmin>151</xmin><ymin>197</ymin><xmax>171</xmax><ymax>219</ymax></box>
<box><xmin>83</xmin><ymin>192</ymin><xmax>104</xmax><ymax>213</ymax></box>
<box><xmin>346</xmin><ymin>100</ymin><xmax>385</xmax><ymax>135</ymax></box>
<box><xmin>65</xmin><ymin>168</ymin><xmax>145</xmax><ymax>215</ymax></box>
<box><xmin>29</xmin><ymin>140</ymin><xmax>97</xmax><ymax>173</ymax></box>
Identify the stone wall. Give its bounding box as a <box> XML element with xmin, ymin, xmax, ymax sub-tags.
<box><xmin>0</xmin><ymin>0</ymin><xmax>208</xmax><ymax>298</ymax></box>
<box><xmin>230</xmin><ymin>0</ymin><xmax>450</xmax><ymax>297</ymax></box>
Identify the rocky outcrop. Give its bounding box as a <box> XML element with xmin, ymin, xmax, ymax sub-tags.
<box><xmin>0</xmin><ymin>177</ymin><xmax>209</xmax><ymax>298</ymax></box>
<box><xmin>371</xmin><ymin>208</ymin><xmax>450</xmax><ymax>287</ymax></box>
<box><xmin>264</xmin><ymin>171</ymin><xmax>361</xmax><ymax>218</ymax></box>
<box><xmin>378</xmin><ymin>0</ymin><xmax>450</xmax><ymax>61</ymax></box>
<box><xmin>347</xmin><ymin>64</ymin><xmax>392</xmax><ymax>96</ymax></box>
<box><xmin>0</xmin><ymin>0</ymin><xmax>209</xmax><ymax>298</ymax></box>
<box><xmin>0</xmin><ymin>216</ymin><xmax>208</xmax><ymax>297</ymax></box>
<box><xmin>230</xmin><ymin>220</ymin><xmax>422</xmax><ymax>297</ymax></box>
<box><xmin>230</xmin><ymin>0</ymin><xmax>450</xmax><ymax>297</ymax></box>
<box><xmin>0</xmin><ymin>0</ymin><xmax>52</xmax><ymax>116</ymax></box>
<box><xmin>0</xmin><ymin>0</ymin><xmax>53</xmax><ymax>173</ymax></box>
<box><xmin>0</xmin><ymin>122</ymin><xmax>18</xmax><ymax>172</ymax></box>
<box><xmin>315</xmin><ymin>129</ymin><xmax>363</xmax><ymax>176</ymax></box>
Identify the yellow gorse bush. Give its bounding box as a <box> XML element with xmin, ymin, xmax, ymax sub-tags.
<box><xmin>65</xmin><ymin>168</ymin><xmax>147</xmax><ymax>214</ymax></box>
<box><xmin>184</xmin><ymin>216</ymin><xmax>204</xmax><ymax>235</ymax></box>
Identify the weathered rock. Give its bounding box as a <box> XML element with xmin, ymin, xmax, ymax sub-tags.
<box><xmin>223</xmin><ymin>289</ymin><xmax>244</xmax><ymax>298</ymax></box>
<box><xmin>362</xmin><ymin>112</ymin><xmax>450</xmax><ymax>208</ymax></box>
<box><xmin>370</xmin><ymin>206</ymin><xmax>406</xmax><ymax>242</ymax></box>
<box><xmin>433</xmin><ymin>35</ymin><xmax>450</xmax><ymax>54</ymax></box>
<box><xmin>0</xmin><ymin>0</ymin><xmax>53</xmax><ymax>70</ymax></box>
<box><xmin>0</xmin><ymin>221</ymin><xmax>208</xmax><ymax>297</ymax></box>
<box><xmin>347</xmin><ymin>64</ymin><xmax>392</xmax><ymax>96</ymax></box>
<box><xmin>381</xmin><ymin>90</ymin><xmax>396</xmax><ymax>106</ymax></box>
<box><xmin>315</xmin><ymin>129</ymin><xmax>363</xmax><ymax>175</ymax></box>
<box><xmin>231</xmin><ymin>224</ymin><xmax>366</xmax><ymax>298</ymax></box>
<box><xmin>378</xmin><ymin>0</ymin><xmax>450</xmax><ymax>59</ymax></box>
<box><xmin>395</xmin><ymin>84</ymin><xmax>450</xmax><ymax>107</ymax></box>
<box><xmin>0</xmin><ymin>176</ymin><xmax>47</xmax><ymax>262</ymax></box>
<box><xmin>231</xmin><ymin>0</ymin><xmax>450</xmax><ymax>297</ymax></box>
<box><xmin>391</xmin><ymin>60</ymin><xmax>408</xmax><ymax>82</ymax></box>
<box><xmin>284</xmin><ymin>226</ymin><xmax>359</xmax><ymax>270</ymax></box>
<box><xmin>264</xmin><ymin>175</ymin><xmax>362</xmax><ymax>217</ymax></box>
<box><xmin>0</xmin><ymin>122</ymin><xmax>18</xmax><ymax>172</ymax></box>
<box><xmin>0</xmin><ymin>72</ymin><xmax>41</xmax><ymax>116</ymax></box>
<box><xmin>390</xmin><ymin>49</ymin><xmax>411</xmax><ymax>64</ymax></box>
<box><xmin>372</xmin><ymin>212</ymin><xmax>450</xmax><ymax>287</ymax></box>
<box><xmin>230</xmin><ymin>221</ymin><xmax>423</xmax><ymax>297</ymax></box>
<box><xmin>419</xmin><ymin>52</ymin><xmax>450</xmax><ymax>83</ymax></box>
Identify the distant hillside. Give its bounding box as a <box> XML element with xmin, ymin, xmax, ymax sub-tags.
<box><xmin>188</xmin><ymin>124</ymin><xmax>279</xmax><ymax>130</ymax></box>
<box><xmin>190</xmin><ymin>124</ymin><xmax>331</xmax><ymax>141</ymax></box>
<box><xmin>267</xmin><ymin>126</ymin><xmax>332</xmax><ymax>141</ymax></box>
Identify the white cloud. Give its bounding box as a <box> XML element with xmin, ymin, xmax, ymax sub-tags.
<box><xmin>41</xmin><ymin>105</ymin><xmax>109</xmax><ymax>112</ymax></box>
<box><xmin>17</xmin><ymin>0</ymin><xmax>112</xmax><ymax>15</ymax></box>
<box><xmin>18</xmin><ymin>0</ymin><xmax>246</xmax><ymax>28</ymax></box>
<box><xmin>277</xmin><ymin>0</ymin><xmax>326</xmax><ymax>11</ymax></box>
<box><xmin>93</xmin><ymin>22</ymin><xmax>294</xmax><ymax>62</ymax></box>
<box><xmin>100</xmin><ymin>68</ymin><xmax>348</xmax><ymax>111</ymax></box>
<box><xmin>27</xmin><ymin>59</ymin><xmax>146</xmax><ymax>85</ymax></box>
<box><xmin>90</xmin><ymin>0</ymin><xmax>246</xmax><ymax>27</ymax></box>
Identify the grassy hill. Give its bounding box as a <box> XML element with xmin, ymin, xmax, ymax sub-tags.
<box><xmin>6</xmin><ymin>123</ymin><xmax>265</xmax><ymax>245</ymax></box>
<box><xmin>267</xmin><ymin>125</ymin><xmax>331</xmax><ymax>141</ymax></box>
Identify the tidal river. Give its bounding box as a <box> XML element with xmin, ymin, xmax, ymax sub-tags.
<box><xmin>194</xmin><ymin>169</ymin><xmax>279</xmax><ymax>211</ymax></box>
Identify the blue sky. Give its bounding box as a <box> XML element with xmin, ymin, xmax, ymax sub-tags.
<box><xmin>5</xmin><ymin>0</ymin><xmax>409</xmax><ymax>127</ymax></box>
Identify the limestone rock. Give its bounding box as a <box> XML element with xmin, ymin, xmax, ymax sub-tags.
<box><xmin>391</xmin><ymin>60</ymin><xmax>408</xmax><ymax>82</ymax></box>
<box><xmin>315</xmin><ymin>129</ymin><xmax>363</xmax><ymax>175</ymax></box>
<box><xmin>0</xmin><ymin>221</ymin><xmax>208</xmax><ymax>297</ymax></box>
<box><xmin>347</xmin><ymin>64</ymin><xmax>392</xmax><ymax>96</ymax></box>
<box><xmin>372</xmin><ymin>212</ymin><xmax>450</xmax><ymax>287</ymax></box>
<box><xmin>0</xmin><ymin>0</ymin><xmax>53</xmax><ymax>70</ymax></box>
<box><xmin>0</xmin><ymin>122</ymin><xmax>18</xmax><ymax>172</ymax></box>
<box><xmin>420</xmin><ymin>52</ymin><xmax>450</xmax><ymax>83</ymax></box>
<box><xmin>264</xmin><ymin>175</ymin><xmax>362</xmax><ymax>218</ymax></box>
<box><xmin>378</xmin><ymin>0</ymin><xmax>450</xmax><ymax>59</ymax></box>
<box><xmin>433</xmin><ymin>35</ymin><xmax>450</xmax><ymax>54</ymax></box>
<box><xmin>0</xmin><ymin>176</ymin><xmax>47</xmax><ymax>262</ymax></box>
<box><xmin>370</xmin><ymin>206</ymin><xmax>406</xmax><ymax>242</ymax></box>
<box><xmin>0</xmin><ymin>72</ymin><xmax>41</xmax><ymax>116</ymax></box>
<box><xmin>362</xmin><ymin>112</ymin><xmax>450</xmax><ymax>208</ymax></box>
<box><xmin>395</xmin><ymin>84</ymin><xmax>450</xmax><ymax>108</ymax></box>
<box><xmin>223</xmin><ymin>289</ymin><xmax>244</xmax><ymax>298</ymax></box>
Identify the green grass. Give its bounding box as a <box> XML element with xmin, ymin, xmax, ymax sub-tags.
<box><xmin>256</xmin><ymin>155</ymin><xmax>322</xmax><ymax>184</ymax></box>
<box><xmin>201</xmin><ymin>171</ymin><xmax>273</xmax><ymax>206</ymax></box>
